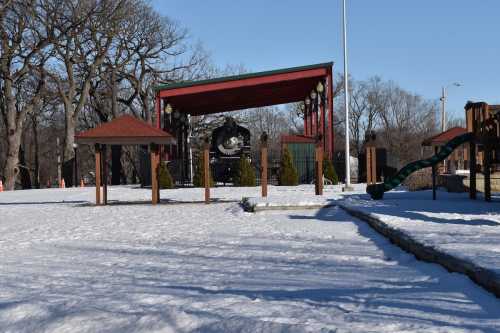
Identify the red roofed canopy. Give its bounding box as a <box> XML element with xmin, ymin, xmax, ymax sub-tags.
<box><xmin>75</xmin><ymin>115</ymin><xmax>176</xmax><ymax>145</ymax></box>
<box><xmin>422</xmin><ymin>127</ymin><xmax>467</xmax><ymax>146</ymax></box>
<box><xmin>155</xmin><ymin>62</ymin><xmax>335</xmax><ymax>158</ymax></box>
<box><xmin>155</xmin><ymin>62</ymin><xmax>333</xmax><ymax>116</ymax></box>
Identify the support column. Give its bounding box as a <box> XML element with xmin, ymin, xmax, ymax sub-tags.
<box><xmin>308</xmin><ymin>106</ymin><xmax>313</xmax><ymax>136</ymax></box>
<box><xmin>432</xmin><ymin>146</ymin><xmax>438</xmax><ymax>200</ymax></box>
<box><xmin>469</xmin><ymin>141</ymin><xmax>477</xmax><ymax>200</ymax></box>
<box><xmin>311</xmin><ymin>102</ymin><xmax>317</xmax><ymax>137</ymax></box>
<box><xmin>102</xmin><ymin>145</ymin><xmax>108</xmax><ymax>205</ymax></box>
<box><xmin>151</xmin><ymin>143</ymin><xmax>159</xmax><ymax>205</ymax></box>
<box><xmin>203</xmin><ymin>139</ymin><xmax>210</xmax><ymax>204</ymax></box>
<box><xmin>366</xmin><ymin>146</ymin><xmax>377</xmax><ymax>185</ymax></box>
<box><xmin>304</xmin><ymin>104</ymin><xmax>309</xmax><ymax>136</ymax></box>
<box><xmin>260</xmin><ymin>133</ymin><xmax>268</xmax><ymax>197</ymax></box>
<box><xmin>95</xmin><ymin>144</ymin><xmax>101</xmax><ymax>205</ymax></box>
<box><xmin>315</xmin><ymin>140</ymin><xmax>324</xmax><ymax>196</ymax></box>
<box><xmin>484</xmin><ymin>146</ymin><xmax>491</xmax><ymax>202</ymax></box>
<box><xmin>320</xmin><ymin>102</ymin><xmax>326</xmax><ymax>151</ymax></box>
<box><xmin>155</xmin><ymin>94</ymin><xmax>161</xmax><ymax>129</ymax></box>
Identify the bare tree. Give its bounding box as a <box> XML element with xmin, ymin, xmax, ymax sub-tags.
<box><xmin>378</xmin><ymin>82</ymin><xmax>438</xmax><ymax>167</ymax></box>
<box><xmin>48</xmin><ymin>0</ymin><xmax>132</xmax><ymax>185</ymax></box>
<box><xmin>0</xmin><ymin>0</ymin><xmax>65</xmax><ymax>190</ymax></box>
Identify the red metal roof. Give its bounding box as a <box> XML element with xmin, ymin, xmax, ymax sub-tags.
<box><xmin>156</xmin><ymin>62</ymin><xmax>333</xmax><ymax>116</ymax></box>
<box><xmin>422</xmin><ymin>127</ymin><xmax>467</xmax><ymax>146</ymax></box>
<box><xmin>75</xmin><ymin>115</ymin><xmax>175</xmax><ymax>145</ymax></box>
<box><xmin>281</xmin><ymin>134</ymin><xmax>316</xmax><ymax>144</ymax></box>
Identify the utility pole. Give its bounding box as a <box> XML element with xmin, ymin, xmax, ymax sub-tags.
<box><xmin>440</xmin><ymin>86</ymin><xmax>447</xmax><ymax>133</ymax></box>
<box><xmin>342</xmin><ymin>0</ymin><xmax>352</xmax><ymax>190</ymax></box>
<box><xmin>440</xmin><ymin>82</ymin><xmax>461</xmax><ymax>133</ymax></box>
<box><xmin>439</xmin><ymin>82</ymin><xmax>461</xmax><ymax>174</ymax></box>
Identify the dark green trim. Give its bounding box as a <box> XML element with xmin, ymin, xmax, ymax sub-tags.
<box><xmin>154</xmin><ymin>62</ymin><xmax>333</xmax><ymax>92</ymax></box>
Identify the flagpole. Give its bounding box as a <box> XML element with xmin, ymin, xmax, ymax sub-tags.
<box><xmin>342</xmin><ymin>0</ymin><xmax>352</xmax><ymax>190</ymax></box>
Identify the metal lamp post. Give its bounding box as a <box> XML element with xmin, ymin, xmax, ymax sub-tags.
<box><xmin>440</xmin><ymin>82</ymin><xmax>462</xmax><ymax>132</ymax></box>
<box><xmin>439</xmin><ymin>82</ymin><xmax>461</xmax><ymax>174</ymax></box>
<box><xmin>342</xmin><ymin>0</ymin><xmax>352</xmax><ymax>190</ymax></box>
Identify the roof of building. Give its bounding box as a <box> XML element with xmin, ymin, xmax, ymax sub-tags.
<box><xmin>75</xmin><ymin>115</ymin><xmax>175</xmax><ymax>145</ymax></box>
<box><xmin>155</xmin><ymin>62</ymin><xmax>333</xmax><ymax>116</ymax></box>
<box><xmin>281</xmin><ymin>134</ymin><xmax>317</xmax><ymax>144</ymax></box>
<box><xmin>155</xmin><ymin>62</ymin><xmax>333</xmax><ymax>92</ymax></box>
<box><xmin>422</xmin><ymin>127</ymin><xmax>468</xmax><ymax>146</ymax></box>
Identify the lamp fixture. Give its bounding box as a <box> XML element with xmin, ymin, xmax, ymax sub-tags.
<box><xmin>316</xmin><ymin>82</ymin><xmax>324</xmax><ymax>93</ymax></box>
<box><xmin>164</xmin><ymin>103</ymin><xmax>173</xmax><ymax>114</ymax></box>
<box><xmin>305</xmin><ymin>97</ymin><xmax>311</xmax><ymax>106</ymax></box>
<box><xmin>310</xmin><ymin>90</ymin><xmax>317</xmax><ymax>100</ymax></box>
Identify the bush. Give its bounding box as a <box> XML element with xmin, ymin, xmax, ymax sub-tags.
<box><xmin>193</xmin><ymin>154</ymin><xmax>214</xmax><ymax>187</ymax></box>
<box><xmin>323</xmin><ymin>159</ymin><xmax>338</xmax><ymax>185</ymax></box>
<box><xmin>234</xmin><ymin>156</ymin><xmax>256</xmax><ymax>186</ymax></box>
<box><xmin>403</xmin><ymin>168</ymin><xmax>433</xmax><ymax>191</ymax></box>
<box><xmin>158</xmin><ymin>162</ymin><xmax>174</xmax><ymax>189</ymax></box>
<box><xmin>279</xmin><ymin>147</ymin><xmax>299</xmax><ymax>186</ymax></box>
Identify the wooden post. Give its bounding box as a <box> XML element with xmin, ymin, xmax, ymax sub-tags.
<box><xmin>102</xmin><ymin>145</ymin><xmax>108</xmax><ymax>205</ymax></box>
<box><xmin>366</xmin><ymin>146</ymin><xmax>377</xmax><ymax>185</ymax></box>
<box><xmin>151</xmin><ymin>144</ymin><xmax>159</xmax><ymax>205</ymax></box>
<box><xmin>260</xmin><ymin>133</ymin><xmax>268</xmax><ymax>197</ymax></box>
<box><xmin>371</xmin><ymin>147</ymin><xmax>377</xmax><ymax>183</ymax></box>
<box><xmin>366</xmin><ymin>147</ymin><xmax>372</xmax><ymax>184</ymax></box>
<box><xmin>469</xmin><ymin>140</ymin><xmax>477</xmax><ymax>200</ymax></box>
<box><xmin>203</xmin><ymin>139</ymin><xmax>210</xmax><ymax>204</ymax></box>
<box><xmin>432</xmin><ymin>146</ymin><xmax>438</xmax><ymax>200</ymax></box>
<box><xmin>95</xmin><ymin>144</ymin><xmax>101</xmax><ymax>205</ymax></box>
<box><xmin>484</xmin><ymin>147</ymin><xmax>491</xmax><ymax>202</ymax></box>
<box><xmin>315</xmin><ymin>141</ymin><xmax>323</xmax><ymax>196</ymax></box>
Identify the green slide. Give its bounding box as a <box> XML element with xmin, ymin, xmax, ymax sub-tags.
<box><xmin>367</xmin><ymin>132</ymin><xmax>474</xmax><ymax>199</ymax></box>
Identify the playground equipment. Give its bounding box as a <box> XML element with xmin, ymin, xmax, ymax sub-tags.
<box><xmin>367</xmin><ymin>101</ymin><xmax>500</xmax><ymax>201</ymax></box>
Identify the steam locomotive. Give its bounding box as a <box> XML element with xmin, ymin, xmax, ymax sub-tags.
<box><xmin>210</xmin><ymin>117</ymin><xmax>251</xmax><ymax>183</ymax></box>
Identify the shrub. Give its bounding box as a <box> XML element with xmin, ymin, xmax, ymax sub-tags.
<box><xmin>158</xmin><ymin>162</ymin><xmax>174</xmax><ymax>189</ymax></box>
<box><xmin>323</xmin><ymin>159</ymin><xmax>338</xmax><ymax>185</ymax></box>
<box><xmin>279</xmin><ymin>147</ymin><xmax>299</xmax><ymax>186</ymax></box>
<box><xmin>193</xmin><ymin>154</ymin><xmax>214</xmax><ymax>187</ymax></box>
<box><xmin>403</xmin><ymin>168</ymin><xmax>433</xmax><ymax>191</ymax></box>
<box><xmin>234</xmin><ymin>156</ymin><xmax>256</xmax><ymax>186</ymax></box>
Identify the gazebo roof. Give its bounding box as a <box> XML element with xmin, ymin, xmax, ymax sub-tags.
<box><xmin>75</xmin><ymin>115</ymin><xmax>175</xmax><ymax>145</ymax></box>
<box><xmin>155</xmin><ymin>62</ymin><xmax>333</xmax><ymax>116</ymax></box>
<box><xmin>281</xmin><ymin>134</ymin><xmax>316</xmax><ymax>144</ymax></box>
<box><xmin>422</xmin><ymin>127</ymin><xmax>467</xmax><ymax>146</ymax></box>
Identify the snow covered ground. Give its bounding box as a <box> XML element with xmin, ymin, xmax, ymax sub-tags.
<box><xmin>1</xmin><ymin>186</ymin><xmax>499</xmax><ymax>332</ymax></box>
<box><xmin>340</xmin><ymin>189</ymin><xmax>500</xmax><ymax>280</ymax></box>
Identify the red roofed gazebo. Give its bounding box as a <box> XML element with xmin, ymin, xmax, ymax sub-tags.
<box><xmin>75</xmin><ymin>115</ymin><xmax>176</xmax><ymax>205</ymax></box>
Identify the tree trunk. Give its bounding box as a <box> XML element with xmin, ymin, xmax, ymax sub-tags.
<box><xmin>32</xmin><ymin>115</ymin><xmax>40</xmax><ymax>188</ymax></box>
<box><xmin>3</xmin><ymin>130</ymin><xmax>22</xmax><ymax>190</ymax></box>
<box><xmin>62</xmin><ymin>111</ymin><xmax>76</xmax><ymax>186</ymax></box>
<box><xmin>19</xmin><ymin>146</ymin><xmax>32</xmax><ymax>189</ymax></box>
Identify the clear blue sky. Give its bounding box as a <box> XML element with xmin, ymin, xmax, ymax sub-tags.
<box><xmin>151</xmin><ymin>0</ymin><xmax>500</xmax><ymax>120</ymax></box>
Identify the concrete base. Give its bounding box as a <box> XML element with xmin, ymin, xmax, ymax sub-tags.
<box><xmin>342</xmin><ymin>185</ymin><xmax>355</xmax><ymax>192</ymax></box>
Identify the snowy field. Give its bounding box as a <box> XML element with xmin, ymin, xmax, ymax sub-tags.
<box><xmin>1</xmin><ymin>186</ymin><xmax>500</xmax><ymax>332</ymax></box>
<box><xmin>341</xmin><ymin>189</ymin><xmax>500</xmax><ymax>279</ymax></box>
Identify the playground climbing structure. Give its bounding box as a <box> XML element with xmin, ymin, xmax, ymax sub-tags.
<box><xmin>367</xmin><ymin>101</ymin><xmax>499</xmax><ymax>201</ymax></box>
